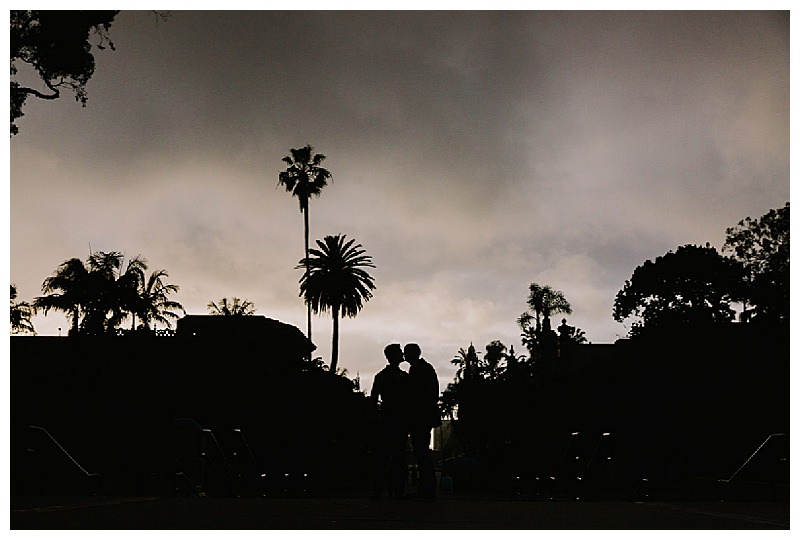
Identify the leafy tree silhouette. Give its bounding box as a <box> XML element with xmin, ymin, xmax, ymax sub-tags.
<box><xmin>723</xmin><ymin>202</ymin><xmax>789</xmax><ymax>323</ymax></box>
<box><xmin>613</xmin><ymin>244</ymin><xmax>744</xmax><ymax>336</ymax></box>
<box><xmin>298</xmin><ymin>234</ymin><xmax>375</xmax><ymax>373</ymax></box>
<box><xmin>10</xmin><ymin>10</ymin><xmax>119</xmax><ymax>135</ymax></box>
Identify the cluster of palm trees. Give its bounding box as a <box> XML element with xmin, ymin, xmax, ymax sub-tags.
<box><xmin>446</xmin><ymin>283</ymin><xmax>582</xmax><ymax>386</ymax></box>
<box><xmin>516</xmin><ymin>282</ymin><xmax>585</xmax><ymax>356</ymax></box>
<box><xmin>440</xmin><ymin>283</ymin><xmax>585</xmax><ymax>421</ymax></box>
<box><xmin>32</xmin><ymin>251</ymin><xmax>184</xmax><ymax>336</ymax></box>
<box><xmin>450</xmin><ymin>341</ymin><xmax>527</xmax><ymax>383</ymax></box>
<box><xmin>12</xmin><ymin>145</ymin><xmax>378</xmax><ymax>375</ymax></box>
<box><xmin>279</xmin><ymin>145</ymin><xmax>377</xmax><ymax>374</ymax></box>
<box><xmin>446</xmin><ymin>282</ymin><xmax>585</xmax><ymax>383</ymax></box>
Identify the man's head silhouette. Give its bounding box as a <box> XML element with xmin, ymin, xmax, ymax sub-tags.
<box><xmin>384</xmin><ymin>343</ymin><xmax>404</xmax><ymax>366</ymax></box>
<box><xmin>404</xmin><ymin>343</ymin><xmax>421</xmax><ymax>365</ymax></box>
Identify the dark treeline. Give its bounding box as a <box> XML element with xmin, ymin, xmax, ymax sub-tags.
<box><xmin>439</xmin><ymin>320</ymin><xmax>788</xmax><ymax>498</ymax></box>
<box><xmin>436</xmin><ymin>203</ymin><xmax>789</xmax><ymax>499</ymax></box>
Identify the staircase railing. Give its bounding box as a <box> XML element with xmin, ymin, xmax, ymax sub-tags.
<box><xmin>719</xmin><ymin>432</ymin><xmax>787</xmax><ymax>483</ymax></box>
<box><xmin>717</xmin><ymin>432</ymin><xmax>788</xmax><ymax>501</ymax></box>
<box><xmin>27</xmin><ymin>425</ymin><xmax>101</xmax><ymax>494</ymax></box>
<box><xmin>228</xmin><ymin>428</ymin><xmax>268</xmax><ymax>496</ymax></box>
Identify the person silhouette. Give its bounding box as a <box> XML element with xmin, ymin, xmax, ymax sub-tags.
<box><xmin>404</xmin><ymin>343</ymin><xmax>441</xmax><ymax>499</ymax></box>
<box><xmin>370</xmin><ymin>343</ymin><xmax>411</xmax><ymax>500</ymax></box>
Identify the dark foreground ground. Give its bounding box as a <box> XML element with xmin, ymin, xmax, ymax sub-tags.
<box><xmin>10</xmin><ymin>494</ymin><xmax>790</xmax><ymax>530</ymax></box>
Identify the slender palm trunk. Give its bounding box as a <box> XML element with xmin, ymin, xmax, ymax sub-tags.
<box><xmin>303</xmin><ymin>202</ymin><xmax>312</xmax><ymax>346</ymax></box>
<box><xmin>330</xmin><ymin>305</ymin><xmax>340</xmax><ymax>373</ymax></box>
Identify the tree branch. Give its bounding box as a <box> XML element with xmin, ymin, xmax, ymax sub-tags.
<box><xmin>17</xmin><ymin>85</ymin><xmax>60</xmax><ymax>101</ymax></box>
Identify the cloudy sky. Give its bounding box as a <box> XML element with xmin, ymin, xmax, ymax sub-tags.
<box><xmin>9</xmin><ymin>10</ymin><xmax>789</xmax><ymax>391</ymax></box>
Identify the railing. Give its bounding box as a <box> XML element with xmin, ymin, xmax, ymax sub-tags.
<box><xmin>717</xmin><ymin>433</ymin><xmax>788</xmax><ymax>501</ymax></box>
<box><xmin>197</xmin><ymin>428</ymin><xmax>235</xmax><ymax>496</ymax></box>
<box><xmin>27</xmin><ymin>425</ymin><xmax>101</xmax><ymax>494</ymax></box>
<box><xmin>228</xmin><ymin>428</ymin><xmax>269</xmax><ymax>496</ymax></box>
<box><xmin>169</xmin><ymin>426</ymin><xmax>234</xmax><ymax>497</ymax></box>
<box><xmin>169</xmin><ymin>426</ymin><xmax>272</xmax><ymax>497</ymax></box>
<box><xmin>719</xmin><ymin>432</ymin><xmax>787</xmax><ymax>483</ymax></box>
<box><xmin>201</xmin><ymin>429</ymin><xmax>233</xmax><ymax>475</ymax></box>
<box><xmin>719</xmin><ymin>433</ymin><xmax>789</xmax><ymax>483</ymax></box>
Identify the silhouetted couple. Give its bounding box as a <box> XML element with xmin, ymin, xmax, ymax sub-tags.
<box><xmin>371</xmin><ymin>343</ymin><xmax>441</xmax><ymax>500</ymax></box>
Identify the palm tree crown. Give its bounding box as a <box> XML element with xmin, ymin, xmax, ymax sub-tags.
<box><xmin>278</xmin><ymin>145</ymin><xmax>332</xmax><ymax>212</ymax></box>
<box><xmin>298</xmin><ymin>234</ymin><xmax>376</xmax><ymax>373</ymax></box>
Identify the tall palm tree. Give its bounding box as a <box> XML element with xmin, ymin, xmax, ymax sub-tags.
<box><xmin>137</xmin><ymin>269</ymin><xmax>184</xmax><ymax>330</ymax></box>
<box><xmin>10</xmin><ymin>284</ymin><xmax>35</xmax><ymax>334</ymax></box>
<box><xmin>298</xmin><ymin>234</ymin><xmax>375</xmax><ymax>373</ymax></box>
<box><xmin>279</xmin><ymin>144</ymin><xmax>332</xmax><ymax>344</ymax></box>
<box><xmin>207</xmin><ymin>297</ymin><xmax>256</xmax><ymax>316</ymax></box>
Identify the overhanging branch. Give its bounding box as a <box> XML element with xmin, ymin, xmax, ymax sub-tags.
<box><xmin>17</xmin><ymin>85</ymin><xmax>60</xmax><ymax>101</ymax></box>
